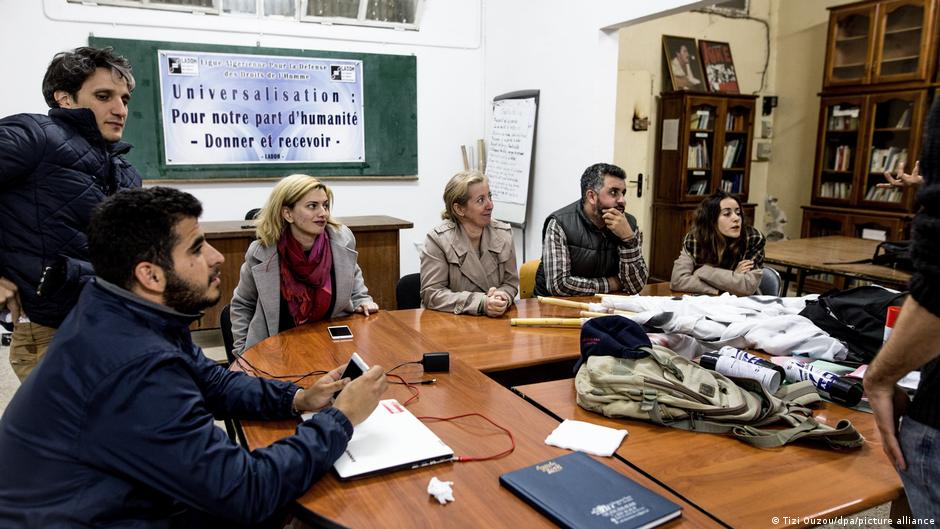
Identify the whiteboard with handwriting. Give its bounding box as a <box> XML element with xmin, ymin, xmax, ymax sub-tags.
<box><xmin>486</xmin><ymin>92</ymin><xmax>538</xmax><ymax>226</ymax></box>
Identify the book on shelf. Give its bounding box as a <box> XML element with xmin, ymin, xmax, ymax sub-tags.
<box><xmin>724</xmin><ymin>112</ymin><xmax>745</xmax><ymax>131</ymax></box>
<box><xmin>722</xmin><ymin>139</ymin><xmax>742</xmax><ymax>168</ymax></box>
<box><xmin>720</xmin><ymin>174</ymin><xmax>742</xmax><ymax>193</ymax></box>
<box><xmin>688</xmin><ymin>180</ymin><xmax>708</xmax><ymax>195</ymax></box>
<box><xmin>692</xmin><ymin>110</ymin><xmax>711</xmax><ymax>129</ymax></box>
<box><xmin>869</xmin><ymin>147</ymin><xmax>907</xmax><ymax>173</ymax></box>
<box><xmin>895</xmin><ymin>107</ymin><xmax>912</xmax><ymax>129</ymax></box>
<box><xmin>828</xmin><ymin>105</ymin><xmax>860</xmax><ymax>131</ymax></box>
<box><xmin>864</xmin><ymin>185</ymin><xmax>903</xmax><ymax>202</ymax></box>
<box><xmin>819</xmin><ymin>181</ymin><xmax>853</xmax><ymax>199</ymax></box>
<box><xmin>832</xmin><ymin>145</ymin><xmax>852</xmax><ymax>171</ymax></box>
<box><xmin>499</xmin><ymin>452</ymin><xmax>682</xmax><ymax>529</ymax></box>
<box><xmin>687</xmin><ymin>141</ymin><xmax>710</xmax><ymax>169</ymax></box>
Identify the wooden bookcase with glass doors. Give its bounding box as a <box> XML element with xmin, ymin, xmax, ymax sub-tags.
<box><xmin>804</xmin><ymin>0</ymin><xmax>938</xmax><ymax>291</ymax></box>
<box><xmin>650</xmin><ymin>92</ymin><xmax>758</xmax><ymax>281</ymax></box>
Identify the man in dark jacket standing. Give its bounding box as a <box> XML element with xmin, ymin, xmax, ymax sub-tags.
<box><xmin>0</xmin><ymin>187</ymin><xmax>388</xmax><ymax>528</ymax></box>
<box><xmin>534</xmin><ymin>163</ymin><xmax>648</xmax><ymax>297</ymax></box>
<box><xmin>0</xmin><ymin>46</ymin><xmax>141</xmax><ymax>380</ymax></box>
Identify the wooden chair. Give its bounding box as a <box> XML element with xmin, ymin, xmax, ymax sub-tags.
<box><xmin>518</xmin><ymin>258</ymin><xmax>541</xmax><ymax>299</ymax></box>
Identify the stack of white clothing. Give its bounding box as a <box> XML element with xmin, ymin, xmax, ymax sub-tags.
<box><xmin>593</xmin><ymin>293</ymin><xmax>848</xmax><ymax>361</ymax></box>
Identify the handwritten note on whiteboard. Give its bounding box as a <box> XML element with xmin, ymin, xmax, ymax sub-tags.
<box><xmin>486</xmin><ymin>98</ymin><xmax>537</xmax><ymax>205</ymax></box>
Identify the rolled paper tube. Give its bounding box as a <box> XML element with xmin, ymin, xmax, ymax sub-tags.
<box><xmin>536</xmin><ymin>296</ymin><xmax>590</xmax><ymax>310</ymax></box>
<box><xmin>510</xmin><ymin>318</ymin><xmax>584</xmax><ymax>327</ymax></box>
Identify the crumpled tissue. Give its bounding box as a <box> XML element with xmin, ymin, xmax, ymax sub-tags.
<box><xmin>427</xmin><ymin>476</ymin><xmax>455</xmax><ymax>504</ymax></box>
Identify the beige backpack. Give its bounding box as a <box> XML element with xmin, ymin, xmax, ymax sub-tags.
<box><xmin>575</xmin><ymin>345</ymin><xmax>864</xmax><ymax>449</ymax></box>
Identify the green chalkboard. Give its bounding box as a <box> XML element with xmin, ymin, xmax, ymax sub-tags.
<box><xmin>90</xmin><ymin>37</ymin><xmax>417</xmax><ymax>181</ymax></box>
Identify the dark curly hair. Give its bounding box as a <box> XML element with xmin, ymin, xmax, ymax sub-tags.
<box><xmin>89</xmin><ymin>188</ymin><xmax>202</xmax><ymax>290</ymax></box>
<box><xmin>42</xmin><ymin>46</ymin><xmax>135</xmax><ymax>108</ymax></box>
<box><xmin>580</xmin><ymin>163</ymin><xmax>626</xmax><ymax>202</ymax></box>
<box><xmin>690</xmin><ymin>190</ymin><xmax>746</xmax><ymax>268</ymax></box>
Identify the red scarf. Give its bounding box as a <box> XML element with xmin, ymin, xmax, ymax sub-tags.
<box><xmin>277</xmin><ymin>228</ymin><xmax>333</xmax><ymax>325</ymax></box>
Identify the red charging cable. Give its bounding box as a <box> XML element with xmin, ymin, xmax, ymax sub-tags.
<box><xmin>418</xmin><ymin>413</ymin><xmax>516</xmax><ymax>462</ymax></box>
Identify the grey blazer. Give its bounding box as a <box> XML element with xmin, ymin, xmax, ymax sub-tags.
<box><xmin>419</xmin><ymin>219</ymin><xmax>519</xmax><ymax>315</ymax></box>
<box><xmin>230</xmin><ymin>224</ymin><xmax>373</xmax><ymax>355</ymax></box>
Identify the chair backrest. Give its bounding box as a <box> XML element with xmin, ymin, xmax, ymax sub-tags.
<box><xmin>245</xmin><ymin>208</ymin><xmax>261</xmax><ymax>221</ymax></box>
<box><xmin>396</xmin><ymin>273</ymin><xmax>422</xmax><ymax>310</ymax></box>
<box><xmin>219</xmin><ymin>304</ymin><xmax>236</xmax><ymax>365</ymax></box>
<box><xmin>519</xmin><ymin>258</ymin><xmax>542</xmax><ymax>299</ymax></box>
<box><xmin>759</xmin><ymin>267</ymin><xmax>783</xmax><ymax>297</ymax></box>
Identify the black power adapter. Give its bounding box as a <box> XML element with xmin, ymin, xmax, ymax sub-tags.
<box><xmin>422</xmin><ymin>352</ymin><xmax>450</xmax><ymax>373</ymax></box>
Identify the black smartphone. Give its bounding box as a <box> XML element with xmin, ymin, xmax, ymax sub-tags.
<box><xmin>327</xmin><ymin>325</ymin><xmax>354</xmax><ymax>341</ymax></box>
<box><xmin>335</xmin><ymin>352</ymin><xmax>369</xmax><ymax>399</ymax></box>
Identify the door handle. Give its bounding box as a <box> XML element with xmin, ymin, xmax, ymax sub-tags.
<box><xmin>629</xmin><ymin>173</ymin><xmax>643</xmax><ymax>198</ymax></box>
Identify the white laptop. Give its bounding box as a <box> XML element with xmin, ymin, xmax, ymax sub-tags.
<box><xmin>332</xmin><ymin>399</ymin><xmax>454</xmax><ymax>480</ymax></box>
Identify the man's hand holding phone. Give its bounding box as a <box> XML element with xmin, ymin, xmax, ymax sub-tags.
<box><xmin>333</xmin><ymin>365</ymin><xmax>388</xmax><ymax>426</ymax></box>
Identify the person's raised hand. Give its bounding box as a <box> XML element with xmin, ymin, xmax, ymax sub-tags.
<box><xmin>602</xmin><ymin>208</ymin><xmax>635</xmax><ymax>241</ymax></box>
<box><xmin>333</xmin><ymin>366</ymin><xmax>388</xmax><ymax>426</ymax></box>
<box><xmin>883</xmin><ymin>160</ymin><xmax>923</xmax><ymax>188</ymax></box>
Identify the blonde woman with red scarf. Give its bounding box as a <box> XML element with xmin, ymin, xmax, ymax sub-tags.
<box><xmin>230</xmin><ymin>175</ymin><xmax>377</xmax><ymax>355</ymax></box>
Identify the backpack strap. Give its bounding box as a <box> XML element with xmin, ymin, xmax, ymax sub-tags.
<box><xmin>731</xmin><ymin>418</ymin><xmax>865</xmax><ymax>449</ymax></box>
<box><xmin>644</xmin><ymin>381</ymin><xmax>864</xmax><ymax>449</ymax></box>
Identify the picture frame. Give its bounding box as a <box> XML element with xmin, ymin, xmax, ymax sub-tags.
<box><xmin>662</xmin><ymin>35</ymin><xmax>708</xmax><ymax>92</ymax></box>
<box><xmin>698</xmin><ymin>40</ymin><xmax>740</xmax><ymax>93</ymax></box>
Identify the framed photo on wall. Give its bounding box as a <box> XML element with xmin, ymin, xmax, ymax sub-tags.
<box><xmin>662</xmin><ymin>35</ymin><xmax>707</xmax><ymax>92</ymax></box>
<box><xmin>699</xmin><ymin>40</ymin><xmax>740</xmax><ymax>93</ymax></box>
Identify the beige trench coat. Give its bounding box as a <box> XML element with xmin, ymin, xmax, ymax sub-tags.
<box><xmin>419</xmin><ymin>220</ymin><xmax>519</xmax><ymax>315</ymax></box>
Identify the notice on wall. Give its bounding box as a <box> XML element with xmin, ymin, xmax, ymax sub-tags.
<box><xmin>158</xmin><ymin>50</ymin><xmax>365</xmax><ymax>165</ymax></box>
<box><xmin>486</xmin><ymin>98</ymin><xmax>537</xmax><ymax>205</ymax></box>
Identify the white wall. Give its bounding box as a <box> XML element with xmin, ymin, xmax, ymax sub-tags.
<box><xmin>483</xmin><ymin>0</ymin><xmax>707</xmax><ymax>262</ymax></box>
<box><xmin>1</xmin><ymin>0</ymin><xmax>703</xmax><ymax>276</ymax></box>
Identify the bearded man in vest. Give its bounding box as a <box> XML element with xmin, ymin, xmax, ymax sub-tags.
<box><xmin>534</xmin><ymin>163</ymin><xmax>648</xmax><ymax>297</ymax></box>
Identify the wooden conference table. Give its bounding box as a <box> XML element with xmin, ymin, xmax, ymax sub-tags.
<box><xmin>513</xmin><ymin>380</ymin><xmax>902</xmax><ymax>529</ymax></box>
<box><xmin>238</xmin><ymin>283</ymin><xmax>901</xmax><ymax>528</ymax></box>
<box><xmin>764</xmin><ymin>236</ymin><xmax>911</xmax><ymax>295</ymax></box>
<box><xmin>238</xmin><ymin>310</ymin><xmax>718</xmax><ymax>529</ymax></box>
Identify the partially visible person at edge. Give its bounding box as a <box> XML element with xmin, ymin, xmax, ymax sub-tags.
<box><xmin>670</xmin><ymin>190</ymin><xmax>765</xmax><ymax>296</ymax></box>
<box><xmin>0</xmin><ymin>187</ymin><xmax>387</xmax><ymax>528</ymax></box>
<box><xmin>420</xmin><ymin>170</ymin><xmax>519</xmax><ymax>316</ymax></box>
<box><xmin>230</xmin><ymin>174</ymin><xmax>378</xmax><ymax>355</ymax></box>
<box><xmin>0</xmin><ymin>46</ymin><xmax>141</xmax><ymax>381</ymax></box>
<box><xmin>865</xmin><ymin>101</ymin><xmax>940</xmax><ymax>526</ymax></box>
<box><xmin>534</xmin><ymin>162</ymin><xmax>648</xmax><ymax>297</ymax></box>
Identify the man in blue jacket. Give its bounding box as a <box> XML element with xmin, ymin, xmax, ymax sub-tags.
<box><xmin>0</xmin><ymin>187</ymin><xmax>388</xmax><ymax>528</ymax></box>
<box><xmin>0</xmin><ymin>46</ymin><xmax>142</xmax><ymax>380</ymax></box>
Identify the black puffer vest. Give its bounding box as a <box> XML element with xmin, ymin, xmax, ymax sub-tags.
<box><xmin>534</xmin><ymin>200</ymin><xmax>637</xmax><ymax>296</ymax></box>
<box><xmin>0</xmin><ymin>108</ymin><xmax>141</xmax><ymax>327</ymax></box>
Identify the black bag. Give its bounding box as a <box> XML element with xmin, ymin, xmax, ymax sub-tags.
<box><xmin>799</xmin><ymin>285</ymin><xmax>906</xmax><ymax>365</ymax></box>
<box><xmin>870</xmin><ymin>240</ymin><xmax>914</xmax><ymax>272</ymax></box>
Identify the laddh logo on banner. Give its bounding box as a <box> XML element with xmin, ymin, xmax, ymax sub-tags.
<box><xmin>158</xmin><ymin>50</ymin><xmax>365</xmax><ymax>165</ymax></box>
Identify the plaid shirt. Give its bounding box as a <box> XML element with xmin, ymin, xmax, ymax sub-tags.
<box><xmin>682</xmin><ymin>225</ymin><xmax>765</xmax><ymax>269</ymax></box>
<box><xmin>542</xmin><ymin>218</ymin><xmax>648</xmax><ymax>296</ymax></box>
